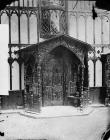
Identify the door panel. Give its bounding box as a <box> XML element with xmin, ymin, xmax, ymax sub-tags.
<box><xmin>42</xmin><ymin>49</ymin><xmax>78</xmax><ymax>106</ymax></box>
<box><xmin>42</xmin><ymin>57</ymin><xmax>64</xmax><ymax>106</ymax></box>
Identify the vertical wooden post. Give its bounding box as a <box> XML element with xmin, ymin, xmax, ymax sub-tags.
<box><xmin>87</xmin><ymin>56</ymin><xmax>90</xmax><ymax>105</ymax></box>
<box><xmin>18</xmin><ymin>55</ymin><xmax>23</xmax><ymax>90</ymax></box>
<box><xmin>8</xmin><ymin>14</ymin><xmax>13</xmax><ymax>90</ymax></box>
<box><xmin>36</xmin><ymin>52</ymin><xmax>42</xmax><ymax>111</ymax></box>
<box><xmin>27</xmin><ymin>14</ymin><xmax>30</xmax><ymax>44</ymax></box>
<box><xmin>31</xmin><ymin>0</ymin><xmax>41</xmax><ymax>112</ymax></box>
<box><xmin>18</xmin><ymin>0</ymin><xmax>21</xmax><ymax>44</ymax></box>
<box><xmin>24</xmin><ymin>65</ymin><xmax>27</xmax><ymax>108</ymax></box>
<box><xmin>85</xmin><ymin>55</ymin><xmax>90</xmax><ymax>105</ymax></box>
<box><xmin>19</xmin><ymin>62</ymin><xmax>22</xmax><ymax>90</ymax></box>
<box><xmin>9</xmin><ymin>61</ymin><xmax>12</xmax><ymax>90</ymax></box>
<box><xmin>101</xmin><ymin>16</ymin><xmax>103</xmax><ymax>45</ymax></box>
<box><xmin>0</xmin><ymin>12</ymin><xmax>1</xmax><ymax>108</ymax></box>
<box><xmin>8</xmin><ymin>55</ymin><xmax>13</xmax><ymax>90</ymax></box>
<box><xmin>32</xmin><ymin>51</ymin><xmax>41</xmax><ymax>112</ymax></box>
<box><xmin>37</xmin><ymin>62</ymin><xmax>41</xmax><ymax>100</ymax></box>
<box><xmin>93</xmin><ymin>12</ymin><xmax>95</xmax><ymax>44</ymax></box>
<box><xmin>80</xmin><ymin>64</ymin><xmax>84</xmax><ymax>110</ymax></box>
<box><xmin>105</xmin><ymin>54</ymin><xmax>110</xmax><ymax>106</ymax></box>
<box><xmin>93</xmin><ymin>58</ymin><xmax>96</xmax><ymax>87</ymax></box>
<box><xmin>18</xmin><ymin>0</ymin><xmax>22</xmax><ymax>91</ymax></box>
<box><xmin>109</xmin><ymin>17</ymin><xmax>110</xmax><ymax>44</ymax></box>
<box><xmin>37</xmin><ymin>0</ymin><xmax>41</xmax><ymax>43</ymax></box>
<box><xmin>93</xmin><ymin>47</ymin><xmax>96</xmax><ymax>87</ymax></box>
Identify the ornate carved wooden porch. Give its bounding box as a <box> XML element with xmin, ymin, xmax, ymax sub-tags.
<box><xmin>17</xmin><ymin>34</ymin><xmax>92</xmax><ymax>111</ymax></box>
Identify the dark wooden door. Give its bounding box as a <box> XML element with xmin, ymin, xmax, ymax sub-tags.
<box><xmin>41</xmin><ymin>49</ymin><xmax>78</xmax><ymax>106</ymax></box>
<box><xmin>42</xmin><ymin>57</ymin><xmax>65</xmax><ymax>106</ymax></box>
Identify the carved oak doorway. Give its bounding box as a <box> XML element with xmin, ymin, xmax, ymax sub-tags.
<box><xmin>41</xmin><ymin>46</ymin><xmax>80</xmax><ymax>106</ymax></box>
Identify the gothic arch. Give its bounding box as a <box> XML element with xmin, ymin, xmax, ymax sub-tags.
<box><xmin>42</xmin><ymin>45</ymin><xmax>81</xmax><ymax>67</ymax></box>
<box><xmin>40</xmin><ymin>41</ymin><xmax>82</xmax><ymax>65</ymax></box>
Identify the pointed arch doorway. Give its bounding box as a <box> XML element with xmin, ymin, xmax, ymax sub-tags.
<box><xmin>17</xmin><ymin>34</ymin><xmax>92</xmax><ymax>110</ymax></box>
<box><xmin>41</xmin><ymin>46</ymin><xmax>80</xmax><ymax>106</ymax></box>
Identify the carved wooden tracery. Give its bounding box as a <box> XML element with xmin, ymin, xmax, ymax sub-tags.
<box><xmin>19</xmin><ymin>34</ymin><xmax>91</xmax><ymax>108</ymax></box>
<box><xmin>0</xmin><ymin>0</ymin><xmax>95</xmax><ymax>109</ymax></box>
<box><xmin>38</xmin><ymin>36</ymin><xmax>85</xmax><ymax>65</ymax></box>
